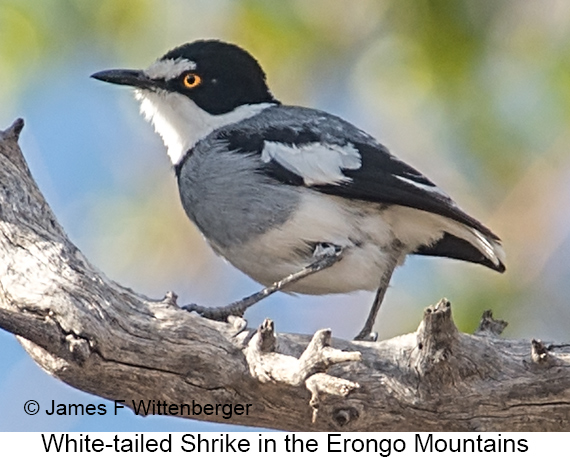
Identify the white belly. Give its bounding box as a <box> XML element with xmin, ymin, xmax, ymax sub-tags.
<box><xmin>216</xmin><ymin>191</ymin><xmax>447</xmax><ymax>295</ymax></box>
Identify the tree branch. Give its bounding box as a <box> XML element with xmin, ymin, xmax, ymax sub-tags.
<box><xmin>0</xmin><ymin>119</ymin><xmax>569</xmax><ymax>431</ymax></box>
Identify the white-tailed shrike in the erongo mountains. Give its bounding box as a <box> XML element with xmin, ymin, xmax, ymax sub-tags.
<box><xmin>92</xmin><ymin>40</ymin><xmax>505</xmax><ymax>340</ymax></box>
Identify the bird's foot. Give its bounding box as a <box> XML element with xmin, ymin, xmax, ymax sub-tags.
<box><xmin>353</xmin><ymin>330</ymin><xmax>378</xmax><ymax>342</ymax></box>
<box><xmin>183</xmin><ymin>304</ymin><xmax>249</xmax><ymax>336</ymax></box>
<box><xmin>312</xmin><ymin>242</ymin><xmax>343</xmax><ymax>261</ymax></box>
<box><xmin>182</xmin><ymin>302</ymin><xmax>247</xmax><ymax>321</ymax></box>
<box><xmin>353</xmin><ymin>249</ymin><xmax>401</xmax><ymax>342</ymax></box>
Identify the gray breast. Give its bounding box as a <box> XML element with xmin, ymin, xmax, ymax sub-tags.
<box><xmin>177</xmin><ymin>139</ymin><xmax>300</xmax><ymax>251</ymax></box>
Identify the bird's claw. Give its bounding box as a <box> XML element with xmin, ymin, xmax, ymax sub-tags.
<box><xmin>182</xmin><ymin>303</ymin><xmax>246</xmax><ymax>321</ymax></box>
<box><xmin>354</xmin><ymin>330</ymin><xmax>378</xmax><ymax>342</ymax></box>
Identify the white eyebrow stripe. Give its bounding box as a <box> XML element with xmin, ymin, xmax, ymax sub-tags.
<box><xmin>144</xmin><ymin>58</ymin><xmax>197</xmax><ymax>79</ymax></box>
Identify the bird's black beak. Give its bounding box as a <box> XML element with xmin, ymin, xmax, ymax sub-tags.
<box><xmin>91</xmin><ymin>69</ymin><xmax>158</xmax><ymax>90</ymax></box>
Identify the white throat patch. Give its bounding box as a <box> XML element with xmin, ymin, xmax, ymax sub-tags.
<box><xmin>136</xmin><ymin>89</ymin><xmax>273</xmax><ymax>165</ymax></box>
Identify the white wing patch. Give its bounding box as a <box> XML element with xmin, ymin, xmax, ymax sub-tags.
<box><xmin>395</xmin><ymin>175</ymin><xmax>451</xmax><ymax>199</ymax></box>
<box><xmin>261</xmin><ymin>141</ymin><xmax>362</xmax><ymax>186</ymax></box>
<box><xmin>144</xmin><ymin>58</ymin><xmax>197</xmax><ymax>79</ymax></box>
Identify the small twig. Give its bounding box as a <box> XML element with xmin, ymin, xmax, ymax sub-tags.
<box><xmin>531</xmin><ymin>339</ymin><xmax>553</xmax><ymax>367</ymax></box>
<box><xmin>475</xmin><ymin>310</ymin><xmax>508</xmax><ymax>336</ymax></box>
<box><xmin>244</xmin><ymin>319</ymin><xmax>360</xmax><ymax>422</ymax></box>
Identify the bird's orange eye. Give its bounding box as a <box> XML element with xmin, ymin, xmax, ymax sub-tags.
<box><xmin>183</xmin><ymin>73</ymin><xmax>201</xmax><ymax>89</ymax></box>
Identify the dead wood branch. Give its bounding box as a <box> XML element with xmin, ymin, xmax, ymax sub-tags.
<box><xmin>0</xmin><ymin>119</ymin><xmax>569</xmax><ymax>431</ymax></box>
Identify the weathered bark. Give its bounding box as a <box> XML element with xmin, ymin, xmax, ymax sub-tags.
<box><xmin>0</xmin><ymin>119</ymin><xmax>569</xmax><ymax>431</ymax></box>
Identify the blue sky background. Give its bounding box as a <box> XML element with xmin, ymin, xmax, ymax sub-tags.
<box><xmin>1</xmin><ymin>0</ymin><xmax>570</xmax><ymax>431</ymax></box>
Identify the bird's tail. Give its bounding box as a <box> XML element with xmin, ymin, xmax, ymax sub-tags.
<box><xmin>414</xmin><ymin>220</ymin><xmax>506</xmax><ymax>273</ymax></box>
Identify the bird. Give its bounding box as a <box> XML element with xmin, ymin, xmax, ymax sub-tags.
<box><xmin>92</xmin><ymin>40</ymin><xmax>505</xmax><ymax>340</ymax></box>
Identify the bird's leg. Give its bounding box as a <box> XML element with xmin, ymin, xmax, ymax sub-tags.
<box><xmin>354</xmin><ymin>246</ymin><xmax>402</xmax><ymax>341</ymax></box>
<box><xmin>183</xmin><ymin>243</ymin><xmax>344</xmax><ymax>322</ymax></box>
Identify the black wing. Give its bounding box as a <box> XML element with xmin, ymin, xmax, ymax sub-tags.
<box><xmin>315</xmin><ymin>141</ymin><xmax>500</xmax><ymax>241</ymax></box>
<box><xmin>215</xmin><ymin>105</ymin><xmax>501</xmax><ymax>243</ymax></box>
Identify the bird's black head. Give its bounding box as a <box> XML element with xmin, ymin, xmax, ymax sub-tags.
<box><xmin>92</xmin><ymin>40</ymin><xmax>279</xmax><ymax>115</ymax></box>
